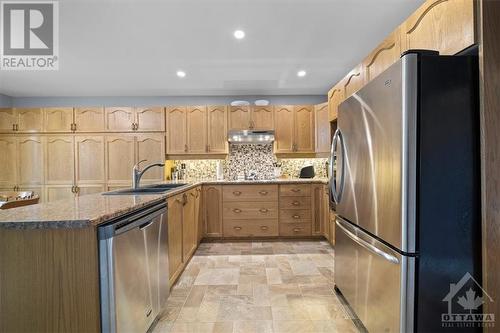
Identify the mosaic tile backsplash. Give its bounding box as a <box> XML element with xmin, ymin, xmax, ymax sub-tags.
<box><xmin>171</xmin><ymin>144</ymin><xmax>328</xmax><ymax>180</ymax></box>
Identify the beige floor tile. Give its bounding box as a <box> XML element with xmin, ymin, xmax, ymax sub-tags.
<box><xmin>289</xmin><ymin>260</ymin><xmax>321</xmax><ymax>276</ymax></box>
<box><xmin>253</xmin><ymin>284</ymin><xmax>271</xmax><ymax>306</ymax></box>
<box><xmin>312</xmin><ymin>319</ymin><xmax>360</xmax><ymax>332</ymax></box>
<box><xmin>273</xmin><ymin>320</ymin><xmax>317</xmax><ymax>333</ymax></box>
<box><xmin>271</xmin><ymin>306</ymin><xmax>311</xmax><ymax>320</ymax></box>
<box><xmin>266</xmin><ymin>267</ymin><xmax>283</xmax><ymax>285</ymax></box>
<box><xmin>211</xmin><ymin>322</ymin><xmax>233</xmax><ymax>333</ymax></box>
<box><xmin>236</xmin><ymin>283</ymin><xmax>253</xmax><ymax>296</ymax></box>
<box><xmin>184</xmin><ymin>286</ymin><xmax>207</xmax><ymax>307</ymax></box>
<box><xmin>170</xmin><ymin>322</ymin><xmax>215</xmax><ymax>333</ymax></box>
<box><xmin>196</xmin><ymin>301</ymin><xmax>220</xmax><ymax>322</ymax></box>
<box><xmin>233</xmin><ymin>320</ymin><xmax>274</xmax><ymax>333</ymax></box>
<box><xmin>176</xmin><ymin>307</ymin><xmax>200</xmax><ymax>323</ymax></box>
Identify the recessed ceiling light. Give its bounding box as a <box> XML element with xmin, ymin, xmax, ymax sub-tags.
<box><xmin>297</xmin><ymin>70</ymin><xmax>307</xmax><ymax>77</ymax></box>
<box><xmin>233</xmin><ymin>30</ymin><xmax>245</xmax><ymax>39</ymax></box>
<box><xmin>176</xmin><ymin>70</ymin><xmax>186</xmax><ymax>78</ymax></box>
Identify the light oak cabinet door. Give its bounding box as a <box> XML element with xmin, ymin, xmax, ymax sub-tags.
<box><xmin>45</xmin><ymin>185</ymin><xmax>75</xmax><ymax>202</ymax></box>
<box><xmin>45</xmin><ymin>136</ymin><xmax>75</xmax><ymax>185</ymax></box>
<box><xmin>315</xmin><ymin>103</ymin><xmax>330</xmax><ymax>153</ymax></box>
<box><xmin>203</xmin><ymin>185</ymin><xmax>222</xmax><ymax>238</ymax></box>
<box><xmin>207</xmin><ymin>106</ymin><xmax>227</xmax><ymax>154</ymax></box>
<box><xmin>312</xmin><ymin>184</ymin><xmax>323</xmax><ymax>236</ymax></box>
<box><xmin>228</xmin><ymin>106</ymin><xmax>251</xmax><ymax>130</ymax></box>
<box><xmin>183</xmin><ymin>191</ymin><xmax>197</xmax><ymax>260</ymax></box>
<box><xmin>74</xmin><ymin>107</ymin><xmax>105</xmax><ymax>132</ymax></box>
<box><xmin>135</xmin><ymin>134</ymin><xmax>165</xmax><ymax>183</ymax></box>
<box><xmin>402</xmin><ymin>0</ymin><xmax>475</xmax><ymax>55</ymax></box>
<box><xmin>0</xmin><ymin>136</ymin><xmax>17</xmax><ymax>187</ymax></box>
<box><xmin>187</xmin><ymin>106</ymin><xmax>207</xmax><ymax>154</ymax></box>
<box><xmin>105</xmin><ymin>107</ymin><xmax>135</xmax><ymax>132</ymax></box>
<box><xmin>0</xmin><ymin>109</ymin><xmax>17</xmax><ymax>133</ymax></box>
<box><xmin>251</xmin><ymin>106</ymin><xmax>274</xmax><ymax>129</ymax></box>
<box><xmin>193</xmin><ymin>187</ymin><xmax>203</xmax><ymax>244</ymax></box>
<box><xmin>16</xmin><ymin>108</ymin><xmax>43</xmax><ymax>132</ymax></box>
<box><xmin>43</xmin><ymin>108</ymin><xmax>74</xmax><ymax>132</ymax></box>
<box><xmin>166</xmin><ymin>107</ymin><xmax>187</xmax><ymax>154</ymax></box>
<box><xmin>343</xmin><ymin>64</ymin><xmax>365</xmax><ymax>99</ymax></box>
<box><xmin>274</xmin><ymin>105</ymin><xmax>295</xmax><ymax>153</ymax></box>
<box><xmin>18</xmin><ymin>185</ymin><xmax>45</xmax><ymax>202</ymax></box>
<box><xmin>17</xmin><ymin>136</ymin><xmax>44</xmax><ymax>185</ymax></box>
<box><xmin>168</xmin><ymin>194</ymin><xmax>184</xmax><ymax>285</ymax></box>
<box><xmin>364</xmin><ymin>28</ymin><xmax>402</xmax><ymax>83</ymax></box>
<box><xmin>327</xmin><ymin>86</ymin><xmax>343</xmax><ymax>121</ymax></box>
<box><xmin>105</xmin><ymin>135</ymin><xmax>135</xmax><ymax>185</ymax></box>
<box><xmin>75</xmin><ymin>136</ymin><xmax>105</xmax><ymax>185</ymax></box>
<box><xmin>76</xmin><ymin>184</ymin><xmax>106</xmax><ymax>197</ymax></box>
<box><xmin>294</xmin><ymin>105</ymin><xmax>315</xmax><ymax>153</ymax></box>
<box><xmin>135</xmin><ymin>107</ymin><xmax>165</xmax><ymax>132</ymax></box>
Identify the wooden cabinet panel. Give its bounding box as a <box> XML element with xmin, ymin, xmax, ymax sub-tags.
<box><xmin>223</xmin><ymin>185</ymin><xmax>278</xmax><ymax>202</ymax></box>
<box><xmin>251</xmin><ymin>106</ymin><xmax>274</xmax><ymax>129</ymax></box>
<box><xmin>274</xmin><ymin>105</ymin><xmax>295</xmax><ymax>153</ymax></box>
<box><xmin>323</xmin><ymin>186</ymin><xmax>331</xmax><ymax>241</ymax></box>
<box><xmin>16</xmin><ymin>108</ymin><xmax>43</xmax><ymax>132</ymax></box>
<box><xmin>17</xmin><ymin>136</ymin><xmax>44</xmax><ymax>185</ymax></box>
<box><xmin>0</xmin><ymin>108</ymin><xmax>16</xmax><ymax>133</ymax></box>
<box><xmin>74</xmin><ymin>107</ymin><xmax>105</xmax><ymax>132</ymax></box>
<box><xmin>105</xmin><ymin>107</ymin><xmax>134</xmax><ymax>132</ymax></box>
<box><xmin>168</xmin><ymin>194</ymin><xmax>184</xmax><ymax>285</ymax></box>
<box><xmin>207</xmin><ymin>106</ymin><xmax>227</xmax><ymax>154</ymax></box>
<box><xmin>402</xmin><ymin>0</ymin><xmax>475</xmax><ymax>55</ymax></box>
<box><xmin>364</xmin><ymin>28</ymin><xmax>402</xmax><ymax>83</ymax></box>
<box><xmin>135</xmin><ymin>134</ymin><xmax>165</xmax><ymax>182</ymax></box>
<box><xmin>327</xmin><ymin>86</ymin><xmax>343</xmax><ymax>122</ymax></box>
<box><xmin>294</xmin><ymin>105</ymin><xmax>315</xmax><ymax>152</ymax></box>
<box><xmin>0</xmin><ymin>137</ymin><xmax>17</xmax><ymax>187</ymax></box>
<box><xmin>203</xmin><ymin>185</ymin><xmax>222</xmax><ymax>237</ymax></box>
<box><xmin>166</xmin><ymin>107</ymin><xmax>187</xmax><ymax>154</ymax></box>
<box><xmin>18</xmin><ymin>185</ymin><xmax>45</xmax><ymax>203</ymax></box>
<box><xmin>280</xmin><ymin>184</ymin><xmax>311</xmax><ymax>197</ymax></box>
<box><xmin>315</xmin><ymin>103</ymin><xmax>330</xmax><ymax>153</ymax></box>
<box><xmin>312</xmin><ymin>185</ymin><xmax>323</xmax><ymax>236</ymax></box>
<box><xmin>183</xmin><ymin>191</ymin><xmax>197</xmax><ymax>260</ymax></box>
<box><xmin>76</xmin><ymin>184</ymin><xmax>105</xmax><ymax>197</ymax></box>
<box><xmin>75</xmin><ymin>136</ymin><xmax>105</xmax><ymax>184</ymax></box>
<box><xmin>45</xmin><ymin>185</ymin><xmax>75</xmax><ymax>202</ymax></box>
<box><xmin>224</xmin><ymin>219</ymin><xmax>278</xmax><ymax>237</ymax></box>
<box><xmin>279</xmin><ymin>196</ymin><xmax>311</xmax><ymax>210</ymax></box>
<box><xmin>45</xmin><ymin>136</ymin><xmax>74</xmax><ymax>185</ymax></box>
<box><xmin>194</xmin><ymin>187</ymin><xmax>203</xmax><ymax>244</ymax></box>
<box><xmin>343</xmin><ymin>64</ymin><xmax>365</xmax><ymax>99</ymax></box>
<box><xmin>187</xmin><ymin>106</ymin><xmax>207</xmax><ymax>154</ymax></box>
<box><xmin>135</xmin><ymin>107</ymin><xmax>165</xmax><ymax>132</ymax></box>
<box><xmin>43</xmin><ymin>108</ymin><xmax>74</xmax><ymax>133</ymax></box>
<box><xmin>223</xmin><ymin>202</ymin><xmax>278</xmax><ymax>220</ymax></box>
<box><xmin>105</xmin><ymin>135</ymin><xmax>135</xmax><ymax>184</ymax></box>
<box><xmin>279</xmin><ymin>209</ymin><xmax>311</xmax><ymax>223</ymax></box>
<box><xmin>228</xmin><ymin>106</ymin><xmax>251</xmax><ymax>130</ymax></box>
<box><xmin>279</xmin><ymin>222</ymin><xmax>312</xmax><ymax>236</ymax></box>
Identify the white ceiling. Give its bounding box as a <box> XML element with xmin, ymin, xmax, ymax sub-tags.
<box><xmin>0</xmin><ymin>0</ymin><xmax>424</xmax><ymax>97</ymax></box>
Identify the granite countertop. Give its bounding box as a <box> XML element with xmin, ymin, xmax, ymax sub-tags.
<box><xmin>0</xmin><ymin>178</ymin><xmax>328</xmax><ymax>230</ymax></box>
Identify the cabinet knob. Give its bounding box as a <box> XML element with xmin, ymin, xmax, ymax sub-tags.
<box><xmin>233</xmin><ymin>208</ymin><xmax>242</xmax><ymax>213</ymax></box>
<box><xmin>293</xmin><ymin>228</ymin><xmax>302</xmax><ymax>232</ymax></box>
<box><xmin>233</xmin><ymin>226</ymin><xmax>242</xmax><ymax>231</ymax></box>
<box><xmin>184</xmin><ymin>144</ymin><xmax>188</xmax><ymax>152</ymax></box>
<box><xmin>259</xmin><ymin>208</ymin><xmax>269</xmax><ymax>213</ymax></box>
<box><xmin>293</xmin><ymin>214</ymin><xmax>300</xmax><ymax>219</ymax></box>
<box><xmin>260</xmin><ymin>226</ymin><xmax>269</xmax><ymax>230</ymax></box>
<box><xmin>291</xmin><ymin>188</ymin><xmax>301</xmax><ymax>192</ymax></box>
<box><xmin>233</xmin><ymin>191</ymin><xmax>242</xmax><ymax>196</ymax></box>
<box><xmin>258</xmin><ymin>190</ymin><xmax>268</xmax><ymax>195</ymax></box>
<box><xmin>292</xmin><ymin>201</ymin><xmax>300</xmax><ymax>206</ymax></box>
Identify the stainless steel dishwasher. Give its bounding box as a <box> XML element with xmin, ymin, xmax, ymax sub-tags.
<box><xmin>98</xmin><ymin>201</ymin><xmax>169</xmax><ymax>333</ymax></box>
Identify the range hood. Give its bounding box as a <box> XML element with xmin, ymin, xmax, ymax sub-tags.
<box><xmin>227</xmin><ymin>129</ymin><xmax>275</xmax><ymax>144</ymax></box>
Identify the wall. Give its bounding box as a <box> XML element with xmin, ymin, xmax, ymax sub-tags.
<box><xmin>10</xmin><ymin>95</ymin><xmax>326</xmax><ymax>107</ymax></box>
<box><xmin>0</xmin><ymin>94</ymin><xmax>12</xmax><ymax>107</ymax></box>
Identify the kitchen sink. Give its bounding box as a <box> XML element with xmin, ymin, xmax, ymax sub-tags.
<box><xmin>102</xmin><ymin>183</ymin><xmax>187</xmax><ymax>195</ymax></box>
<box><xmin>145</xmin><ymin>183</ymin><xmax>187</xmax><ymax>189</ymax></box>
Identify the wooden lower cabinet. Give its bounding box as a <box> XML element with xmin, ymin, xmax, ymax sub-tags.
<box><xmin>224</xmin><ymin>219</ymin><xmax>278</xmax><ymax>237</ymax></box>
<box><xmin>183</xmin><ymin>190</ymin><xmax>197</xmax><ymax>260</ymax></box>
<box><xmin>168</xmin><ymin>193</ymin><xmax>184</xmax><ymax>286</ymax></box>
<box><xmin>203</xmin><ymin>185</ymin><xmax>223</xmax><ymax>238</ymax></box>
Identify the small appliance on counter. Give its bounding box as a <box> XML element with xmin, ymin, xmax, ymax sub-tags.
<box><xmin>216</xmin><ymin>161</ymin><xmax>224</xmax><ymax>180</ymax></box>
<box><xmin>299</xmin><ymin>165</ymin><xmax>315</xmax><ymax>178</ymax></box>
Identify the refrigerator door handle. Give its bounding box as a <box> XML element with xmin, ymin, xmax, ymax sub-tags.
<box><xmin>329</xmin><ymin>130</ymin><xmax>339</xmax><ymax>200</ymax></box>
<box><xmin>331</xmin><ymin>129</ymin><xmax>346</xmax><ymax>203</ymax></box>
<box><xmin>336</xmin><ymin>219</ymin><xmax>399</xmax><ymax>265</ymax></box>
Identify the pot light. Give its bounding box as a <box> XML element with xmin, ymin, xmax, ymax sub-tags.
<box><xmin>233</xmin><ymin>30</ymin><xmax>245</xmax><ymax>39</ymax></box>
<box><xmin>176</xmin><ymin>70</ymin><xmax>186</xmax><ymax>78</ymax></box>
<box><xmin>297</xmin><ymin>70</ymin><xmax>307</xmax><ymax>77</ymax></box>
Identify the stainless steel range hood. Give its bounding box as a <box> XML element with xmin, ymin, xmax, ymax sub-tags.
<box><xmin>227</xmin><ymin>129</ymin><xmax>275</xmax><ymax>144</ymax></box>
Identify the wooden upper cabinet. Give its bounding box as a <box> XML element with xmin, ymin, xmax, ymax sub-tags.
<box><xmin>327</xmin><ymin>86</ymin><xmax>343</xmax><ymax>121</ymax></box>
<box><xmin>315</xmin><ymin>103</ymin><xmax>330</xmax><ymax>154</ymax></box>
<box><xmin>166</xmin><ymin>106</ymin><xmax>187</xmax><ymax>154</ymax></box>
<box><xmin>401</xmin><ymin>0</ymin><xmax>475</xmax><ymax>55</ymax></box>
<box><xmin>228</xmin><ymin>106</ymin><xmax>251</xmax><ymax>130</ymax></box>
<box><xmin>0</xmin><ymin>108</ymin><xmax>17</xmax><ymax>133</ymax></box>
<box><xmin>0</xmin><ymin>136</ymin><xmax>17</xmax><ymax>187</ymax></box>
<box><xmin>105</xmin><ymin>107</ymin><xmax>135</xmax><ymax>132</ymax></box>
<box><xmin>274</xmin><ymin>105</ymin><xmax>295</xmax><ymax>153</ymax></box>
<box><xmin>16</xmin><ymin>108</ymin><xmax>43</xmax><ymax>132</ymax></box>
<box><xmin>207</xmin><ymin>105</ymin><xmax>228</xmax><ymax>154</ymax></box>
<box><xmin>294</xmin><ymin>105</ymin><xmax>315</xmax><ymax>153</ymax></box>
<box><xmin>74</xmin><ymin>107</ymin><xmax>105</xmax><ymax>132</ymax></box>
<box><xmin>251</xmin><ymin>106</ymin><xmax>274</xmax><ymax>129</ymax></box>
<box><xmin>75</xmin><ymin>136</ymin><xmax>105</xmax><ymax>185</ymax></box>
<box><xmin>45</xmin><ymin>136</ymin><xmax>75</xmax><ymax>185</ymax></box>
<box><xmin>43</xmin><ymin>108</ymin><xmax>74</xmax><ymax>132</ymax></box>
<box><xmin>342</xmin><ymin>64</ymin><xmax>365</xmax><ymax>99</ymax></box>
<box><xmin>17</xmin><ymin>136</ymin><xmax>44</xmax><ymax>185</ymax></box>
<box><xmin>187</xmin><ymin>106</ymin><xmax>207</xmax><ymax>154</ymax></box>
<box><xmin>105</xmin><ymin>135</ymin><xmax>135</xmax><ymax>184</ymax></box>
<box><xmin>135</xmin><ymin>134</ymin><xmax>165</xmax><ymax>183</ymax></box>
<box><xmin>364</xmin><ymin>28</ymin><xmax>402</xmax><ymax>83</ymax></box>
<box><xmin>135</xmin><ymin>107</ymin><xmax>165</xmax><ymax>132</ymax></box>
<box><xmin>203</xmin><ymin>185</ymin><xmax>223</xmax><ymax>238</ymax></box>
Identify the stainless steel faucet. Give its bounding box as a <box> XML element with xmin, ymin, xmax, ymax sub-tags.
<box><xmin>132</xmin><ymin>160</ymin><xmax>165</xmax><ymax>189</ymax></box>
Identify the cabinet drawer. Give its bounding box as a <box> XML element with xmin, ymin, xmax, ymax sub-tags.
<box><xmin>223</xmin><ymin>185</ymin><xmax>278</xmax><ymax>201</ymax></box>
<box><xmin>279</xmin><ymin>196</ymin><xmax>311</xmax><ymax>210</ymax></box>
<box><xmin>224</xmin><ymin>219</ymin><xmax>278</xmax><ymax>237</ymax></box>
<box><xmin>279</xmin><ymin>222</ymin><xmax>312</xmax><ymax>237</ymax></box>
<box><xmin>223</xmin><ymin>202</ymin><xmax>278</xmax><ymax>219</ymax></box>
<box><xmin>280</xmin><ymin>209</ymin><xmax>311</xmax><ymax>222</ymax></box>
<box><xmin>280</xmin><ymin>184</ymin><xmax>311</xmax><ymax>197</ymax></box>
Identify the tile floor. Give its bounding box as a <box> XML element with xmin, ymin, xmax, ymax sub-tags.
<box><xmin>153</xmin><ymin>241</ymin><xmax>361</xmax><ymax>333</ymax></box>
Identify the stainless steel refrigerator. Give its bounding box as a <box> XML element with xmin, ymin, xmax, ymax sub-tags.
<box><xmin>330</xmin><ymin>50</ymin><xmax>481</xmax><ymax>333</ymax></box>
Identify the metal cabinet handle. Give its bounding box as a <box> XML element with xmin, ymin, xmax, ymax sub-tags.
<box><xmin>258</xmin><ymin>190</ymin><xmax>268</xmax><ymax>195</ymax></box>
<box><xmin>12</xmin><ymin>124</ymin><xmax>15</xmax><ymax>131</ymax></box>
<box><xmin>260</xmin><ymin>226</ymin><xmax>268</xmax><ymax>230</ymax></box>
<box><xmin>259</xmin><ymin>208</ymin><xmax>269</xmax><ymax>213</ymax></box>
<box><xmin>175</xmin><ymin>197</ymin><xmax>183</xmax><ymax>203</ymax></box>
<box><xmin>293</xmin><ymin>228</ymin><xmax>302</xmax><ymax>232</ymax></box>
<box><xmin>292</xmin><ymin>201</ymin><xmax>300</xmax><ymax>206</ymax></box>
<box><xmin>233</xmin><ymin>226</ymin><xmax>242</xmax><ymax>231</ymax></box>
<box><xmin>293</xmin><ymin>214</ymin><xmax>300</xmax><ymax>219</ymax></box>
<box><xmin>291</xmin><ymin>188</ymin><xmax>301</xmax><ymax>193</ymax></box>
<box><xmin>233</xmin><ymin>191</ymin><xmax>242</xmax><ymax>196</ymax></box>
<box><xmin>184</xmin><ymin>144</ymin><xmax>188</xmax><ymax>152</ymax></box>
<box><xmin>233</xmin><ymin>208</ymin><xmax>242</xmax><ymax>213</ymax></box>
<box><xmin>75</xmin><ymin>186</ymin><xmax>80</xmax><ymax>193</ymax></box>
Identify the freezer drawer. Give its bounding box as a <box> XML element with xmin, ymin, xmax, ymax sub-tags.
<box><xmin>335</xmin><ymin>216</ymin><xmax>415</xmax><ymax>333</ymax></box>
